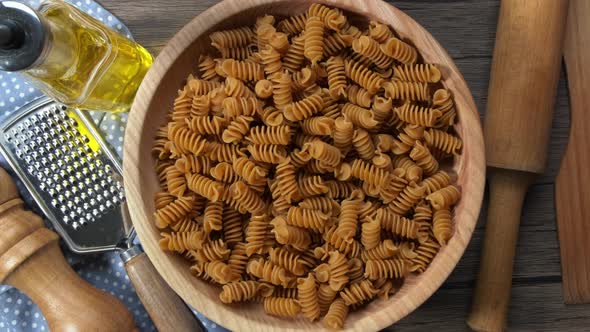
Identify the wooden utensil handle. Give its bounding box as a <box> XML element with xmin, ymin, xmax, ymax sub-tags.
<box><xmin>125</xmin><ymin>251</ymin><xmax>205</xmax><ymax>332</ymax></box>
<box><xmin>467</xmin><ymin>169</ymin><xmax>534</xmax><ymax>332</ymax></box>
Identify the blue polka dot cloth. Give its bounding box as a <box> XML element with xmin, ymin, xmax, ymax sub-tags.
<box><xmin>0</xmin><ymin>1</ymin><xmax>227</xmax><ymax>331</ymax></box>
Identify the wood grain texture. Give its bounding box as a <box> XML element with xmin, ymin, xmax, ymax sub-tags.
<box><xmin>469</xmin><ymin>1</ymin><xmax>569</xmax><ymax>331</ymax></box>
<box><xmin>0</xmin><ymin>168</ymin><xmax>136</xmax><ymax>331</ymax></box>
<box><xmin>556</xmin><ymin>0</ymin><xmax>590</xmax><ymax>304</ymax></box>
<box><xmin>121</xmin><ymin>0</ymin><xmax>484</xmax><ymax>330</ymax></box>
<box><xmin>98</xmin><ymin>0</ymin><xmax>590</xmax><ymax>330</ymax></box>
<box><xmin>126</xmin><ymin>252</ymin><xmax>205</xmax><ymax>332</ymax></box>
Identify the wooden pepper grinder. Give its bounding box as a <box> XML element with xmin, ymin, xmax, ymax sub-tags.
<box><xmin>467</xmin><ymin>0</ymin><xmax>569</xmax><ymax>331</ymax></box>
<box><xmin>0</xmin><ymin>167</ymin><xmax>136</xmax><ymax>331</ymax></box>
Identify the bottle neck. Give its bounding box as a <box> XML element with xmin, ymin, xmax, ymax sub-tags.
<box><xmin>24</xmin><ymin>9</ymin><xmax>76</xmax><ymax>78</ymax></box>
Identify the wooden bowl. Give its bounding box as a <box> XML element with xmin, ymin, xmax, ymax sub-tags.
<box><xmin>124</xmin><ymin>0</ymin><xmax>485</xmax><ymax>330</ymax></box>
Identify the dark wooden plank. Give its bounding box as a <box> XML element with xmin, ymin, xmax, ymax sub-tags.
<box><xmin>95</xmin><ymin>0</ymin><xmax>586</xmax><ymax>330</ymax></box>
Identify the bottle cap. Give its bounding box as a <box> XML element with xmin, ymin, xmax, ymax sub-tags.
<box><xmin>0</xmin><ymin>1</ymin><xmax>45</xmax><ymax>71</ymax></box>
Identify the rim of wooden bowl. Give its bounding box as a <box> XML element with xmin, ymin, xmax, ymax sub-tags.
<box><xmin>124</xmin><ymin>0</ymin><xmax>485</xmax><ymax>330</ymax></box>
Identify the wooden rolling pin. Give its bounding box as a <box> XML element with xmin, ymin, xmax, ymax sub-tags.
<box><xmin>467</xmin><ymin>0</ymin><xmax>569</xmax><ymax>331</ymax></box>
<box><xmin>555</xmin><ymin>0</ymin><xmax>590</xmax><ymax>304</ymax></box>
<box><xmin>0</xmin><ymin>167</ymin><xmax>136</xmax><ymax>331</ymax></box>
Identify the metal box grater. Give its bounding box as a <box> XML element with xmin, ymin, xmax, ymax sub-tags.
<box><xmin>0</xmin><ymin>97</ymin><xmax>134</xmax><ymax>254</ymax></box>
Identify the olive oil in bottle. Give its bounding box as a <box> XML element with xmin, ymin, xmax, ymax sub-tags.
<box><xmin>0</xmin><ymin>0</ymin><xmax>153</xmax><ymax>113</ymax></box>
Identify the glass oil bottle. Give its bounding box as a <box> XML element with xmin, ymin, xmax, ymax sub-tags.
<box><xmin>0</xmin><ymin>0</ymin><xmax>153</xmax><ymax>113</ymax></box>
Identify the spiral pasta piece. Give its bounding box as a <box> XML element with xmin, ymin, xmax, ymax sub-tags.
<box><xmin>247</xmin><ymin>144</ymin><xmax>287</xmax><ymax>164</ymax></box>
<box><xmin>352</xmin><ymin>36</ymin><xmax>394</xmax><ymax>69</ymax></box>
<box><xmin>346</xmin><ymin>84</ymin><xmax>372</xmax><ymax>108</ymax></box>
<box><xmin>263</xmin><ymin>297</ymin><xmax>301</xmax><ymax>317</ymax></box>
<box><xmin>324</xmin><ymin>32</ymin><xmax>354</xmax><ymax>57</ymax></box>
<box><xmin>395</xmin><ymin>103</ymin><xmax>442</xmax><ymax>127</ymax></box>
<box><xmin>283</xmin><ymin>35</ymin><xmax>306</xmax><ymax>72</ymax></box>
<box><xmin>219</xmin><ymin>45</ymin><xmax>255</xmax><ymax>60</ymax></box>
<box><xmin>379</xmin><ymin>168</ymin><xmax>409</xmax><ymax>203</ymax></box>
<box><xmin>221</xmin><ymin>207</ymin><xmax>243</xmax><ymax>246</ymax></box>
<box><xmin>385</xmin><ymin>208</ymin><xmax>424</xmax><ymax>238</ymax></box>
<box><xmin>361</xmin><ymin>239</ymin><xmax>398</xmax><ymax>261</ymax></box>
<box><xmin>254</xmin><ymin>79</ymin><xmax>273</xmax><ymax>99</ymax></box>
<box><xmin>394</xmin><ymin>64</ymin><xmax>441</xmax><ymax>83</ymax></box>
<box><xmin>340</xmin><ymin>279</ymin><xmax>378</xmax><ymax>306</ymax></box>
<box><xmin>299</xmin><ymin>196</ymin><xmax>340</xmax><ymax>217</ymax></box>
<box><xmin>323</xmin><ymin>225</ymin><xmax>361</xmax><ymax>258</ymax></box>
<box><xmin>159</xmin><ymin>230</ymin><xmax>205</xmax><ymax>252</ymax></box>
<box><xmin>154</xmin><ymin>195</ymin><xmax>194</xmax><ymax>229</ymax></box>
<box><xmin>433</xmin><ymin>208</ymin><xmax>453</xmax><ymax>245</ymax></box>
<box><xmin>393</xmin><ymin>124</ymin><xmax>425</xmax><ymax>155</ymax></box>
<box><xmin>195</xmin><ymin>239</ymin><xmax>230</xmax><ymax>263</ymax></box>
<box><xmin>226</xmin><ymin>242</ymin><xmax>248</xmax><ymax>277</ymax></box>
<box><xmin>269</xmin><ymin>247</ymin><xmax>305</xmax><ymax>276</ymax></box>
<box><xmin>198</xmin><ymin>55</ymin><xmax>220</xmax><ymax>81</ymax></box>
<box><xmin>383</xmin><ymin>80</ymin><xmax>429</xmax><ymax>101</ymax></box>
<box><xmin>207</xmin><ymin>141</ymin><xmax>247</xmax><ymax>163</ymax></box>
<box><xmin>344</xmin><ymin>58</ymin><xmax>384</xmax><ymax>94</ymax></box>
<box><xmin>203</xmin><ymin>200</ymin><xmax>224</xmax><ymax>234</ymax></box>
<box><xmin>283</xmin><ymin>94</ymin><xmax>324</xmax><ymax>121</ymax></box>
<box><xmin>433</xmin><ymin>88</ymin><xmax>455</xmax><ymax>114</ymax></box>
<box><xmin>392</xmin><ymin>155</ymin><xmax>423</xmax><ymax>182</ymax></box>
<box><xmin>387</xmin><ymin>181</ymin><xmax>427</xmax><ymax>217</ymax></box>
<box><xmin>167</xmin><ymin>122</ymin><xmax>209</xmax><ymax>156</ymax></box>
<box><xmin>308</xmin><ymin>3</ymin><xmax>346</xmax><ymax>31</ymax></box>
<box><xmin>305</xmin><ymin>140</ymin><xmax>342</xmax><ymax>168</ymax></box>
<box><xmin>304</xmin><ymin>16</ymin><xmax>325</xmax><ymax>65</ymax></box>
<box><xmin>325</xmin><ymin>56</ymin><xmax>347</xmax><ymax>98</ymax></box>
<box><xmin>317</xmin><ymin>284</ymin><xmax>338</xmax><ymax>316</ymax></box>
<box><xmin>300</xmin><ymin>116</ymin><xmax>335</xmax><ymax>136</ymax></box>
<box><xmin>225</xmin><ymin>77</ymin><xmax>256</xmax><ymax>98</ymax></box>
<box><xmin>351</xmin><ymin>128</ymin><xmax>377</xmax><ymax>161</ymax></box>
<box><xmin>270</xmin><ymin>71</ymin><xmax>293</xmax><ymax>109</ymax></box>
<box><xmin>259</xmin><ymin>45</ymin><xmax>283</xmax><ymax>76</ymax></box>
<box><xmin>364</xmin><ymin>258</ymin><xmax>408</xmax><ymax>280</ymax></box>
<box><xmin>287</xmin><ymin>206</ymin><xmax>330</xmax><ymax>232</ymax></box>
<box><xmin>247</xmin><ymin>125</ymin><xmax>292</xmax><ymax>145</ymax></box>
<box><xmin>328</xmin><ymin>118</ymin><xmax>352</xmax><ymax>155</ymax></box>
<box><xmin>230</xmin><ymin>181</ymin><xmax>267</xmax><ymax>214</ymax></box>
<box><xmin>350</xmin><ymin>159</ymin><xmax>390</xmax><ymax>188</ymax></box>
<box><xmin>410</xmin><ymin>237</ymin><xmax>440</xmax><ymax>273</ymax></box>
<box><xmin>410</xmin><ymin>141</ymin><xmax>439</xmax><ymax>176</ymax></box>
<box><xmin>174</xmin><ymin>155</ymin><xmax>210</xmax><ymax>175</ymax></box>
<box><xmin>424</xmin><ymin>128</ymin><xmax>462</xmax><ymax>155</ymax></box>
<box><xmin>323</xmin><ymin>297</ymin><xmax>348</xmax><ymax>329</ymax></box>
<box><xmin>275</xmin><ymin>158</ymin><xmax>303</xmax><ymax>203</ymax></box>
<box><xmin>368</xmin><ymin>97</ymin><xmax>391</xmax><ymax>128</ymax></box>
<box><xmin>336</xmin><ymin>189</ymin><xmax>364</xmax><ymax>241</ymax></box>
<box><xmin>380</xmin><ymin>37</ymin><xmax>418</xmax><ymax>64</ymax></box>
<box><xmin>220</xmin><ymin>115</ymin><xmax>253</xmax><ymax>144</ymax></box>
<box><xmin>342</xmin><ymin>103</ymin><xmax>379</xmax><ymax>129</ymax></box>
<box><xmin>245</xmin><ymin>214</ymin><xmax>271</xmax><ymax>256</ymax></box>
<box><xmin>187</xmin><ymin>78</ymin><xmax>222</xmax><ymax>96</ymax></box>
<box><xmin>361</xmin><ymin>216</ymin><xmax>381</xmax><ymax>250</ymax></box>
<box><xmin>221</xmin><ymin>59</ymin><xmax>265</xmax><ymax>81</ymax></box>
<box><xmin>421</xmin><ymin>170</ymin><xmax>452</xmax><ymax>194</ymax></box>
<box><xmin>368</xmin><ymin>21</ymin><xmax>393</xmax><ymax>43</ymax></box>
<box><xmin>271</xmin><ymin>216</ymin><xmax>312</xmax><ymax>251</ymax></box>
<box><xmin>154</xmin><ymin>191</ymin><xmax>175</xmax><ymax>210</ymax></box>
<box><xmin>220</xmin><ymin>280</ymin><xmax>272</xmax><ymax>304</ymax></box>
<box><xmin>277</xmin><ymin>13</ymin><xmax>307</xmax><ymax>35</ymax></box>
<box><xmin>297</xmin><ymin>274</ymin><xmax>321</xmax><ymax>321</ymax></box>
<box><xmin>165</xmin><ymin>167</ymin><xmax>187</xmax><ymax>197</ymax></box>
<box><xmin>426</xmin><ymin>185</ymin><xmax>461</xmax><ymax>210</ymax></box>
<box><xmin>247</xmin><ymin>257</ymin><xmax>295</xmax><ymax>288</ymax></box>
<box><xmin>222</xmin><ymin>96</ymin><xmax>261</xmax><ymax>119</ymax></box>
<box><xmin>210</xmin><ymin>26</ymin><xmax>254</xmax><ymax>49</ymax></box>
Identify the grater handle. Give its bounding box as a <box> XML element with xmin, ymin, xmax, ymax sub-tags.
<box><xmin>0</xmin><ymin>168</ymin><xmax>136</xmax><ymax>331</ymax></box>
<box><xmin>124</xmin><ymin>250</ymin><xmax>206</xmax><ymax>332</ymax></box>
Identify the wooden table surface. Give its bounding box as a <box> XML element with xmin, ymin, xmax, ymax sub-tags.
<box><xmin>97</xmin><ymin>0</ymin><xmax>589</xmax><ymax>330</ymax></box>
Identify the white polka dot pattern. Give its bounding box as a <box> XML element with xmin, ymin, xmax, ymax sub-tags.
<box><xmin>0</xmin><ymin>1</ymin><xmax>227</xmax><ymax>331</ymax></box>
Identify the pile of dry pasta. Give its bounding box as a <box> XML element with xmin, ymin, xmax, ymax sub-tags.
<box><xmin>152</xmin><ymin>3</ymin><xmax>462</xmax><ymax>329</ymax></box>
